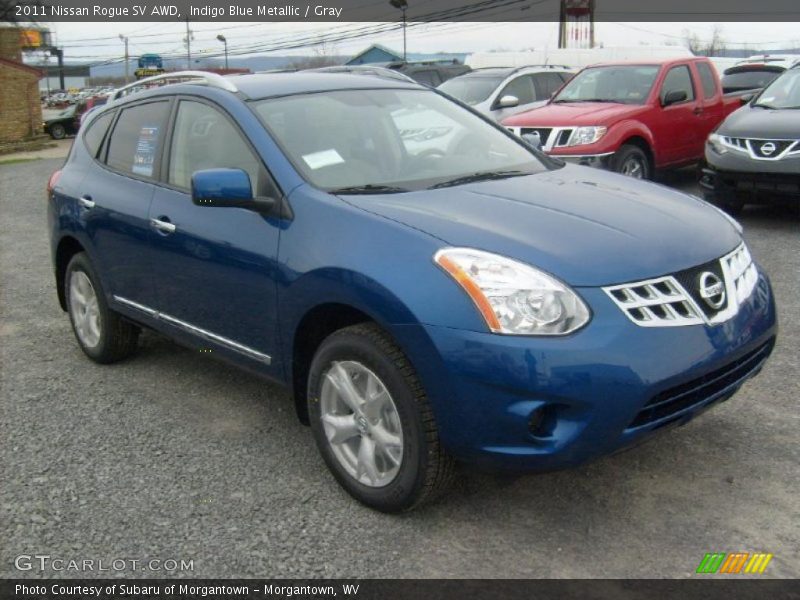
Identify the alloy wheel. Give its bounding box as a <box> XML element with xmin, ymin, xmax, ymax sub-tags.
<box><xmin>69</xmin><ymin>270</ymin><xmax>101</xmax><ymax>348</ymax></box>
<box><xmin>319</xmin><ymin>360</ymin><xmax>404</xmax><ymax>487</ymax></box>
<box><xmin>620</xmin><ymin>156</ymin><xmax>646</xmax><ymax>179</ymax></box>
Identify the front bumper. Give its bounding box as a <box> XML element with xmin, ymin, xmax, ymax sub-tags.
<box><xmin>394</xmin><ymin>271</ymin><xmax>777</xmax><ymax>472</ymax></box>
<box><xmin>557</xmin><ymin>153</ymin><xmax>614</xmax><ymax>169</ymax></box>
<box><xmin>702</xmin><ymin>146</ymin><xmax>800</xmax><ymax>200</ymax></box>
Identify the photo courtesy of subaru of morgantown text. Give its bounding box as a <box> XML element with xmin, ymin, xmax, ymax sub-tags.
<box><xmin>48</xmin><ymin>69</ymin><xmax>776</xmax><ymax>512</ymax></box>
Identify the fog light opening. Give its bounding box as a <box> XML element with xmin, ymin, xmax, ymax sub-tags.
<box><xmin>528</xmin><ymin>405</ymin><xmax>558</xmax><ymax>439</ymax></box>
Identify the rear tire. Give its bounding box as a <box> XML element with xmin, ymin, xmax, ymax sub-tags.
<box><xmin>65</xmin><ymin>253</ymin><xmax>139</xmax><ymax>364</ymax></box>
<box><xmin>49</xmin><ymin>124</ymin><xmax>66</xmax><ymax>140</ymax></box>
<box><xmin>307</xmin><ymin>323</ymin><xmax>455</xmax><ymax>512</ymax></box>
<box><xmin>611</xmin><ymin>144</ymin><xmax>651</xmax><ymax>180</ymax></box>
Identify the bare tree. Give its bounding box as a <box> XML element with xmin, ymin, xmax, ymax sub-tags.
<box><xmin>683</xmin><ymin>25</ymin><xmax>727</xmax><ymax>56</ymax></box>
<box><xmin>289</xmin><ymin>43</ymin><xmax>344</xmax><ymax>70</ymax></box>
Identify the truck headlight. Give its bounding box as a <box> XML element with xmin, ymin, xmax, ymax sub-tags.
<box><xmin>707</xmin><ymin>133</ymin><xmax>727</xmax><ymax>155</ymax></box>
<box><xmin>568</xmin><ymin>126</ymin><xmax>607</xmax><ymax>147</ymax></box>
<box><xmin>434</xmin><ymin>248</ymin><xmax>591</xmax><ymax>335</ymax></box>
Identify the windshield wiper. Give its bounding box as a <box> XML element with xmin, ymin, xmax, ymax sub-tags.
<box><xmin>330</xmin><ymin>184</ymin><xmax>409</xmax><ymax>195</ymax></box>
<box><xmin>430</xmin><ymin>170</ymin><xmax>527</xmax><ymax>189</ymax></box>
<box><xmin>753</xmin><ymin>103</ymin><xmax>777</xmax><ymax>109</ymax></box>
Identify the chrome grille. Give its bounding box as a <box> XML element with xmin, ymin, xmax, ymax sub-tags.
<box><xmin>604</xmin><ymin>277</ymin><xmax>704</xmax><ymax>327</ymax></box>
<box><xmin>605</xmin><ymin>243</ymin><xmax>758</xmax><ymax>328</ymax></box>
<box><xmin>721</xmin><ymin>136</ymin><xmax>800</xmax><ymax>160</ymax></box>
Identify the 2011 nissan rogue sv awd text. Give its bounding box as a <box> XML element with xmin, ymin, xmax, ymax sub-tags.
<box><xmin>47</xmin><ymin>71</ymin><xmax>777</xmax><ymax>512</ymax></box>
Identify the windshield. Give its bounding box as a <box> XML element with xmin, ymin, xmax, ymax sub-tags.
<box><xmin>438</xmin><ymin>76</ymin><xmax>503</xmax><ymax>105</ymax></box>
<box><xmin>753</xmin><ymin>69</ymin><xmax>800</xmax><ymax>109</ymax></box>
<box><xmin>722</xmin><ymin>68</ymin><xmax>784</xmax><ymax>93</ymax></box>
<box><xmin>553</xmin><ymin>65</ymin><xmax>660</xmax><ymax>105</ymax></box>
<box><xmin>252</xmin><ymin>89</ymin><xmax>548</xmax><ymax>193</ymax></box>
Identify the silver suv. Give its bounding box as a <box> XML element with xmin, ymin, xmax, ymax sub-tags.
<box><xmin>438</xmin><ymin>65</ymin><xmax>574</xmax><ymax>122</ymax></box>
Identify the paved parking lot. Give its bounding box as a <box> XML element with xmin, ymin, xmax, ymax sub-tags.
<box><xmin>1</xmin><ymin>157</ymin><xmax>798</xmax><ymax>578</ymax></box>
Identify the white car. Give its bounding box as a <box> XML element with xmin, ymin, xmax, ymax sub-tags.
<box><xmin>437</xmin><ymin>66</ymin><xmax>575</xmax><ymax>122</ymax></box>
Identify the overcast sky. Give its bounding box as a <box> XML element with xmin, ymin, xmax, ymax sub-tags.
<box><xmin>38</xmin><ymin>21</ymin><xmax>800</xmax><ymax>63</ymax></box>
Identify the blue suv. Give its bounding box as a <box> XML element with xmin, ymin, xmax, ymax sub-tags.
<box><xmin>48</xmin><ymin>71</ymin><xmax>777</xmax><ymax>512</ymax></box>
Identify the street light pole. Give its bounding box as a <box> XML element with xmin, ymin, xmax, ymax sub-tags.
<box><xmin>216</xmin><ymin>34</ymin><xmax>228</xmax><ymax>70</ymax></box>
<box><xmin>389</xmin><ymin>0</ymin><xmax>409</xmax><ymax>62</ymax></box>
<box><xmin>119</xmin><ymin>34</ymin><xmax>129</xmax><ymax>84</ymax></box>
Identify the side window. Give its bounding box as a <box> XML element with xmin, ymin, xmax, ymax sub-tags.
<box><xmin>82</xmin><ymin>110</ymin><xmax>114</xmax><ymax>159</ymax></box>
<box><xmin>533</xmin><ymin>73</ymin><xmax>566</xmax><ymax>99</ymax></box>
<box><xmin>168</xmin><ymin>100</ymin><xmax>273</xmax><ymax>197</ymax></box>
<box><xmin>106</xmin><ymin>101</ymin><xmax>170</xmax><ymax>179</ymax></box>
<box><xmin>660</xmin><ymin>65</ymin><xmax>695</xmax><ymax>104</ymax></box>
<box><xmin>498</xmin><ymin>75</ymin><xmax>535</xmax><ymax>105</ymax></box>
<box><xmin>696</xmin><ymin>62</ymin><xmax>718</xmax><ymax>99</ymax></box>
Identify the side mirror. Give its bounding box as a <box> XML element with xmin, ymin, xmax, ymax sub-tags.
<box><xmin>662</xmin><ymin>90</ymin><xmax>688</xmax><ymax>107</ymax></box>
<box><xmin>521</xmin><ymin>131</ymin><xmax>542</xmax><ymax>150</ymax></box>
<box><xmin>495</xmin><ymin>95</ymin><xmax>520</xmax><ymax>109</ymax></box>
<box><xmin>191</xmin><ymin>168</ymin><xmax>265</xmax><ymax>209</ymax></box>
<box><xmin>740</xmin><ymin>92</ymin><xmax>755</xmax><ymax>105</ymax></box>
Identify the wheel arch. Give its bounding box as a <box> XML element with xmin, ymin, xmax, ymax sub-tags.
<box><xmin>54</xmin><ymin>235</ymin><xmax>86</xmax><ymax>311</ymax></box>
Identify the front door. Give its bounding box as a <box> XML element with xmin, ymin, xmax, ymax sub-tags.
<box><xmin>148</xmin><ymin>98</ymin><xmax>282</xmax><ymax>369</ymax></box>
<box><xmin>656</xmin><ymin>65</ymin><xmax>702</xmax><ymax>165</ymax></box>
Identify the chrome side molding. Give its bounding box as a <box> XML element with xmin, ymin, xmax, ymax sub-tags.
<box><xmin>113</xmin><ymin>295</ymin><xmax>271</xmax><ymax>365</ymax></box>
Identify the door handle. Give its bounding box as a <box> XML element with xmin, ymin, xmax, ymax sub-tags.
<box><xmin>150</xmin><ymin>217</ymin><xmax>176</xmax><ymax>234</ymax></box>
<box><xmin>693</xmin><ymin>107</ymin><xmax>703</xmax><ymax>115</ymax></box>
<box><xmin>78</xmin><ymin>195</ymin><xmax>95</xmax><ymax>209</ymax></box>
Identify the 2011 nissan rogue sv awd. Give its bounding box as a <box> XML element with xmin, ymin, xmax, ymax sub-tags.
<box><xmin>47</xmin><ymin>71</ymin><xmax>777</xmax><ymax>512</ymax></box>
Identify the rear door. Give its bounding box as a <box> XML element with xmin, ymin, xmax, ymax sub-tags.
<box><xmin>147</xmin><ymin>98</ymin><xmax>282</xmax><ymax>368</ymax></box>
<box><xmin>78</xmin><ymin>99</ymin><xmax>171</xmax><ymax>308</ymax></box>
<box><xmin>693</xmin><ymin>61</ymin><xmax>725</xmax><ymax>157</ymax></box>
<box><xmin>654</xmin><ymin>64</ymin><xmax>702</xmax><ymax>165</ymax></box>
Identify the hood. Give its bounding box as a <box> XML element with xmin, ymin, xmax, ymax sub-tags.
<box><xmin>718</xmin><ymin>104</ymin><xmax>800</xmax><ymax>138</ymax></box>
<box><xmin>502</xmin><ymin>102</ymin><xmax>649</xmax><ymax>128</ymax></box>
<box><xmin>342</xmin><ymin>165</ymin><xmax>741</xmax><ymax>287</ymax></box>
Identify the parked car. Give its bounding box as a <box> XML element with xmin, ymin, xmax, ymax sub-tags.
<box><xmin>701</xmin><ymin>64</ymin><xmax>800</xmax><ymax>213</ymax></box>
<box><xmin>383</xmin><ymin>60</ymin><xmax>471</xmax><ymax>87</ymax></box>
<box><xmin>438</xmin><ymin>66</ymin><xmax>575</xmax><ymax>121</ymax></box>
<box><xmin>48</xmin><ymin>71</ymin><xmax>776</xmax><ymax>512</ymax></box>
<box><xmin>44</xmin><ymin>97</ymin><xmax>107</xmax><ymax>139</ymax></box>
<box><xmin>721</xmin><ymin>54</ymin><xmax>800</xmax><ymax>94</ymax></box>
<box><xmin>502</xmin><ymin>57</ymin><xmax>749</xmax><ymax>179</ymax></box>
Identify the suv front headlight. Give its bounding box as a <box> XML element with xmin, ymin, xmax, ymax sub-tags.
<box><xmin>568</xmin><ymin>126</ymin><xmax>607</xmax><ymax>147</ymax></box>
<box><xmin>707</xmin><ymin>133</ymin><xmax>728</xmax><ymax>155</ymax></box>
<box><xmin>434</xmin><ymin>248</ymin><xmax>591</xmax><ymax>335</ymax></box>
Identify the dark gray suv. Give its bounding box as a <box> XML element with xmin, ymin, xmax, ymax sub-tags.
<box><xmin>702</xmin><ymin>65</ymin><xmax>800</xmax><ymax>213</ymax></box>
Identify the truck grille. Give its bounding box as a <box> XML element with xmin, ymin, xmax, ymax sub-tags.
<box><xmin>604</xmin><ymin>243</ymin><xmax>758</xmax><ymax>328</ymax></box>
<box><xmin>628</xmin><ymin>338</ymin><xmax>774</xmax><ymax>429</ymax></box>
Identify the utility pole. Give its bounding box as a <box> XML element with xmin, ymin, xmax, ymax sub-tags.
<box><xmin>217</xmin><ymin>34</ymin><xmax>228</xmax><ymax>70</ymax></box>
<box><xmin>49</xmin><ymin>46</ymin><xmax>65</xmax><ymax>90</ymax></box>
<box><xmin>184</xmin><ymin>16</ymin><xmax>193</xmax><ymax>69</ymax></box>
<box><xmin>119</xmin><ymin>34</ymin><xmax>129</xmax><ymax>84</ymax></box>
<box><xmin>389</xmin><ymin>0</ymin><xmax>408</xmax><ymax>62</ymax></box>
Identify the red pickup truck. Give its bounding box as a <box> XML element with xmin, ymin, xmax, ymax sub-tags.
<box><xmin>502</xmin><ymin>57</ymin><xmax>748</xmax><ymax>179</ymax></box>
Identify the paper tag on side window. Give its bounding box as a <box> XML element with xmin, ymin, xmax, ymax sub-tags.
<box><xmin>303</xmin><ymin>149</ymin><xmax>345</xmax><ymax>170</ymax></box>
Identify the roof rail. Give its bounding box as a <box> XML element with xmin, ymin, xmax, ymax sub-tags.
<box><xmin>111</xmin><ymin>70</ymin><xmax>238</xmax><ymax>101</ymax></box>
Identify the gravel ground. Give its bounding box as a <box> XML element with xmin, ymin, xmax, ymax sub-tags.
<box><xmin>1</xmin><ymin>158</ymin><xmax>798</xmax><ymax>579</ymax></box>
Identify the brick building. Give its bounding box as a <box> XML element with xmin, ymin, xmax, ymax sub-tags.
<box><xmin>0</xmin><ymin>25</ymin><xmax>43</xmax><ymax>144</ymax></box>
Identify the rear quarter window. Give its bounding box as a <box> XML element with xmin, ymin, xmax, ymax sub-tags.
<box><xmin>82</xmin><ymin>110</ymin><xmax>115</xmax><ymax>159</ymax></box>
<box><xmin>105</xmin><ymin>101</ymin><xmax>170</xmax><ymax>179</ymax></box>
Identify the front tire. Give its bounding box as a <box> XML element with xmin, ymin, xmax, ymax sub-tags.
<box><xmin>65</xmin><ymin>253</ymin><xmax>139</xmax><ymax>364</ymax></box>
<box><xmin>611</xmin><ymin>144</ymin><xmax>651</xmax><ymax>180</ymax></box>
<box><xmin>307</xmin><ymin>323</ymin><xmax>454</xmax><ymax>512</ymax></box>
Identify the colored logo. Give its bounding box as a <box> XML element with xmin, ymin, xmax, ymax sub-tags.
<box><xmin>696</xmin><ymin>552</ymin><xmax>773</xmax><ymax>574</ymax></box>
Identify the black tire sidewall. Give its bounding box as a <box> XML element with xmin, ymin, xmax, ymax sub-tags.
<box><xmin>50</xmin><ymin>124</ymin><xmax>66</xmax><ymax>139</ymax></box>
<box><xmin>613</xmin><ymin>145</ymin><xmax>651</xmax><ymax>180</ymax></box>
<box><xmin>307</xmin><ymin>329</ymin><xmax>427</xmax><ymax>512</ymax></box>
<box><xmin>65</xmin><ymin>253</ymin><xmax>113</xmax><ymax>361</ymax></box>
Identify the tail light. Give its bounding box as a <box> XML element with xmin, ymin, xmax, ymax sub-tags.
<box><xmin>47</xmin><ymin>170</ymin><xmax>62</xmax><ymax>196</ymax></box>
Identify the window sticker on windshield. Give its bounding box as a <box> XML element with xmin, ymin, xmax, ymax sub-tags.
<box><xmin>302</xmin><ymin>149</ymin><xmax>345</xmax><ymax>170</ymax></box>
<box><xmin>760</xmin><ymin>96</ymin><xmax>775</xmax><ymax>103</ymax></box>
<box><xmin>132</xmin><ymin>125</ymin><xmax>159</xmax><ymax>177</ymax></box>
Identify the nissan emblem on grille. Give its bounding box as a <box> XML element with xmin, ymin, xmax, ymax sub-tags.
<box><xmin>760</xmin><ymin>142</ymin><xmax>776</xmax><ymax>156</ymax></box>
<box><xmin>698</xmin><ymin>272</ymin><xmax>726</xmax><ymax>310</ymax></box>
